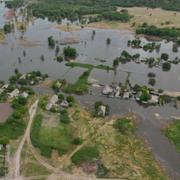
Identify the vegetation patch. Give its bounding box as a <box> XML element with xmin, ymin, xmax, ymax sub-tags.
<box><xmin>136</xmin><ymin>23</ymin><xmax>180</xmax><ymax>39</ymax></box>
<box><xmin>62</xmin><ymin>69</ymin><xmax>92</xmax><ymax>94</ymax></box>
<box><xmin>66</xmin><ymin>62</ymin><xmax>114</xmax><ymax>71</ymax></box>
<box><xmin>0</xmin><ymin>97</ymin><xmax>28</xmax><ymax>140</ymax></box>
<box><xmin>165</xmin><ymin>120</ymin><xmax>180</xmax><ymax>152</ymax></box>
<box><xmin>31</xmin><ymin>114</ymin><xmax>74</xmax><ymax>157</ymax></box>
<box><xmin>21</xmin><ymin>143</ymin><xmax>50</xmax><ymax>177</ymax></box>
<box><xmin>68</xmin><ymin>106</ymin><xmax>167</xmax><ymax>179</ymax></box>
<box><xmin>71</xmin><ymin>146</ymin><xmax>99</xmax><ymax>165</ymax></box>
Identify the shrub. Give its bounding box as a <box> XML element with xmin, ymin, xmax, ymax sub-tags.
<box><xmin>73</xmin><ymin>138</ymin><xmax>83</xmax><ymax>145</ymax></box>
<box><xmin>66</xmin><ymin>95</ymin><xmax>75</xmax><ymax>104</ymax></box>
<box><xmin>148</xmin><ymin>78</ymin><xmax>156</xmax><ymax>86</ymax></box>
<box><xmin>162</xmin><ymin>62</ymin><xmax>171</xmax><ymax>71</ymax></box>
<box><xmin>114</xmin><ymin>118</ymin><xmax>134</xmax><ymax>134</ymax></box>
<box><xmin>60</xmin><ymin>110</ymin><xmax>70</xmax><ymax>124</ymax></box>
<box><xmin>71</xmin><ymin>146</ymin><xmax>99</xmax><ymax>165</ymax></box>
<box><xmin>63</xmin><ymin>46</ymin><xmax>77</xmax><ymax>59</ymax></box>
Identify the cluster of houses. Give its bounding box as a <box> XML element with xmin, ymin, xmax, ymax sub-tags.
<box><xmin>18</xmin><ymin>71</ymin><xmax>48</xmax><ymax>86</ymax></box>
<box><xmin>101</xmin><ymin>84</ymin><xmax>160</xmax><ymax>105</ymax></box>
<box><xmin>46</xmin><ymin>94</ymin><xmax>70</xmax><ymax>111</ymax></box>
<box><xmin>0</xmin><ymin>84</ymin><xmax>29</xmax><ymax>99</ymax></box>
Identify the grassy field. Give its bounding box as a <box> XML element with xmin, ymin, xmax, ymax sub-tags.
<box><xmin>165</xmin><ymin>120</ymin><xmax>180</xmax><ymax>152</ymax></box>
<box><xmin>0</xmin><ymin>32</ymin><xmax>5</xmax><ymax>41</ymax></box>
<box><xmin>67</xmin><ymin>106</ymin><xmax>167</xmax><ymax>179</ymax></box>
<box><xmin>29</xmin><ymin>102</ymin><xmax>167</xmax><ymax>178</ymax></box>
<box><xmin>31</xmin><ymin>113</ymin><xmax>75</xmax><ymax>157</ymax></box>
<box><xmin>39</xmin><ymin>123</ymin><xmax>74</xmax><ymax>154</ymax></box>
<box><xmin>21</xmin><ymin>143</ymin><xmax>50</xmax><ymax>177</ymax></box>
<box><xmin>87</xmin><ymin>7</ymin><xmax>180</xmax><ymax>30</ymax></box>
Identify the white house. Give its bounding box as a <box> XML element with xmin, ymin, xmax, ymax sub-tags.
<box><xmin>46</xmin><ymin>95</ymin><xmax>58</xmax><ymax>110</ymax></box>
<box><xmin>102</xmin><ymin>85</ymin><xmax>113</xmax><ymax>95</ymax></box>
<box><xmin>8</xmin><ymin>89</ymin><xmax>20</xmax><ymax>98</ymax></box>
<box><xmin>21</xmin><ymin>92</ymin><xmax>29</xmax><ymax>98</ymax></box>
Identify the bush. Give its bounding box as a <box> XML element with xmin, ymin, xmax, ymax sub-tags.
<box><xmin>147</xmin><ymin>72</ymin><xmax>156</xmax><ymax>78</ymax></box>
<box><xmin>114</xmin><ymin>118</ymin><xmax>134</xmax><ymax>134</ymax></box>
<box><xmin>58</xmin><ymin>93</ymin><xmax>65</xmax><ymax>102</ymax></box>
<box><xmin>73</xmin><ymin>138</ymin><xmax>83</xmax><ymax>145</ymax></box>
<box><xmin>148</xmin><ymin>78</ymin><xmax>156</xmax><ymax>86</ymax></box>
<box><xmin>71</xmin><ymin>146</ymin><xmax>99</xmax><ymax>165</ymax></box>
<box><xmin>161</xmin><ymin>53</ymin><xmax>169</xmax><ymax>61</ymax></box>
<box><xmin>48</xmin><ymin>36</ymin><xmax>55</xmax><ymax>48</ymax></box>
<box><xmin>56</xmin><ymin>56</ymin><xmax>63</xmax><ymax>62</ymax></box>
<box><xmin>162</xmin><ymin>62</ymin><xmax>171</xmax><ymax>71</ymax></box>
<box><xmin>66</xmin><ymin>96</ymin><xmax>75</xmax><ymax>104</ymax></box>
<box><xmin>63</xmin><ymin>46</ymin><xmax>77</xmax><ymax>59</ymax></box>
<box><xmin>60</xmin><ymin>110</ymin><xmax>70</xmax><ymax>124</ymax></box>
<box><xmin>0</xmin><ymin>136</ymin><xmax>9</xmax><ymax>145</ymax></box>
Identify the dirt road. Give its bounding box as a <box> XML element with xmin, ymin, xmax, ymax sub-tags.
<box><xmin>13</xmin><ymin>99</ymin><xmax>39</xmax><ymax>180</ymax></box>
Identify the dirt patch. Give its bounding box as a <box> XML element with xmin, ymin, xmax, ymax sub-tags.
<box><xmin>0</xmin><ymin>103</ymin><xmax>13</xmax><ymax>123</ymax></box>
<box><xmin>36</xmin><ymin>79</ymin><xmax>53</xmax><ymax>88</ymax></box>
<box><xmin>163</xmin><ymin>91</ymin><xmax>180</xmax><ymax>98</ymax></box>
<box><xmin>54</xmin><ymin>24</ymin><xmax>82</xmax><ymax>32</ymax></box>
<box><xmin>86</xmin><ymin>21</ymin><xmax>132</xmax><ymax>31</ymax></box>
<box><xmin>42</xmin><ymin>113</ymin><xmax>59</xmax><ymax>127</ymax></box>
<box><xmin>0</xmin><ymin>32</ymin><xmax>5</xmax><ymax>43</ymax></box>
<box><xmin>59</xmin><ymin>37</ymin><xmax>80</xmax><ymax>45</ymax></box>
<box><xmin>18</xmin><ymin>38</ymin><xmax>41</xmax><ymax>47</ymax></box>
<box><xmin>3</xmin><ymin>10</ymin><xmax>15</xmax><ymax>20</ymax></box>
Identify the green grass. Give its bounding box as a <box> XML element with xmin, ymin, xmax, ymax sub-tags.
<box><xmin>165</xmin><ymin>120</ymin><xmax>180</xmax><ymax>152</ymax></box>
<box><xmin>31</xmin><ymin>114</ymin><xmax>74</xmax><ymax>157</ymax></box>
<box><xmin>39</xmin><ymin>124</ymin><xmax>73</xmax><ymax>153</ymax></box>
<box><xmin>0</xmin><ymin>104</ymin><xmax>28</xmax><ymax>140</ymax></box>
<box><xmin>63</xmin><ymin>69</ymin><xmax>91</xmax><ymax>94</ymax></box>
<box><xmin>71</xmin><ymin>146</ymin><xmax>99</xmax><ymax>165</ymax></box>
<box><xmin>63</xmin><ymin>63</ymin><xmax>114</xmax><ymax>94</ymax></box>
<box><xmin>66</xmin><ymin>62</ymin><xmax>114</xmax><ymax>71</ymax></box>
<box><xmin>21</xmin><ymin>143</ymin><xmax>50</xmax><ymax>177</ymax></box>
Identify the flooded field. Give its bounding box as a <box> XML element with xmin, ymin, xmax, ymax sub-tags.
<box><xmin>0</xmin><ymin>2</ymin><xmax>180</xmax><ymax>179</ymax></box>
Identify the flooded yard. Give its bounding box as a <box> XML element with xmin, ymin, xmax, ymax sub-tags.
<box><xmin>0</xmin><ymin>103</ymin><xmax>13</xmax><ymax>123</ymax></box>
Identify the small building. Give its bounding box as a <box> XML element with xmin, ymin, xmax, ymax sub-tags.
<box><xmin>149</xmin><ymin>95</ymin><xmax>159</xmax><ymax>104</ymax></box>
<box><xmin>46</xmin><ymin>95</ymin><xmax>58</xmax><ymax>110</ymax></box>
<box><xmin>20</xmin><ymin>74</ymin><xmax>26</xmax><ymax>80</ymax></box>
<box><xmin>123</xmin><ymin>92</ymin><xmax>130</xmax><ymax>99</ymax></box>
<box><xmin>8</xmin><ymin>89</ymin><xmax>20</xmax><ymax>98</ymax></box>
<box><xmin>60</xmin><ymin>100</ymin><xmax>69</xmax><ymax>108</ymax></box>
<box><xmin>2</xmin><ymin>84</ymin><xmax>9</xmax><ymax>89</ymax></box>
<box><xmin>21</xmin><ymin>92</ymin><xmax>29</xmax><ymax>98</ymax></box>
<box><xmin>102</xmin><ymin>85</ymin><xmax>113</xmax><ymax>95</ymax></box>
<box><xmin>0</xmin><ymin>88</ymin><xmax>4</xmax><ymax>94</ymax></box>
<box><xmin>114</xmin><ymin>86</ymin><xmax>120</xmax><ymax>97</ymax></box>
<box><xmin>98</xmin><ymin>105</ymin><xmax>106</xmax><ymax>117</ymax></box>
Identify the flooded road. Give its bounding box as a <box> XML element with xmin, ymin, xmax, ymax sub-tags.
<box><xmin>0</xmin><ymin>2</ymin><xmax>180</xmax><ymax>179</ymax></box>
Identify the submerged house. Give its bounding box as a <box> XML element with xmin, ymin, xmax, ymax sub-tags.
<box><xmin>149</xmin><ymin>95</ymin><xmax>159</xmax><ymax>104</ymax></box>
<box><xmin>102</xmin><ymin>85</ymin><xmax>113</xmax><ymax>95</ymax></box>
<box><xmin>60</xmin><ymin>100</ymin><xmax>69</xmax><ymax>108</ymax></box>
<box><xmin>98</xmin><ymin>105</ymin><xmax>106</xmax><ymax>117</ymax></box>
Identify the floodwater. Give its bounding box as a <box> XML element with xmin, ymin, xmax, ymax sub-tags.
<box><xmin>0</xmin><ymin>2</ymin><xmax>180</xmax><ymax>179</ymax></box>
